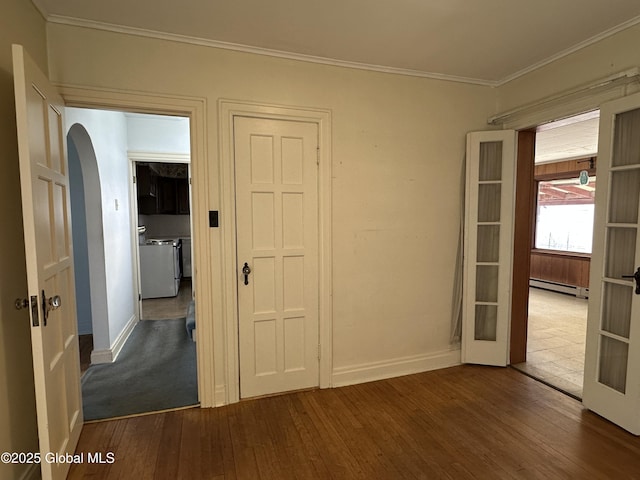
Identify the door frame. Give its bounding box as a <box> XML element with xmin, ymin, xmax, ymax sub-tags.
<box><xmin>57</xmin><ymin>85</ymin><xmax>216</xmax><ymax>407</ymax></box>
<box><xmin>219</xmin><ymin>100</ymin><xmax>333</xmax><ymax>404</ymax></box>
<box><xmin>494</xmin><ymin>83</ymin><xmax>640</xmax><ymax>365</ymax></box>
<box><xmin>128</xmin><ymin>151</ymin><xmax>192</xmax><ymax>322</ymax></box>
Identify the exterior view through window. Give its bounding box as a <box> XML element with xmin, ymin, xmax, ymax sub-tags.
<box><xmin>535</xmin><ymin>176</ymin><xmax>596</xmax><ymax>253</ymax></box>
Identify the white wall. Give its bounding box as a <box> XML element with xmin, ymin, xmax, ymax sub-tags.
<box><xmin>47</xmin><ymin>24</ymin><xmax>497</xmax><ymax>395</ymax></box>
<box><xmin>0</xmin><ymin>2</ymin><xmax>47</xmax><ymax>478</ymax></box>
<box><xmin>126</xmin><ymin>114</ymin><xmax>190</xmax><ymax>154</ymax></box>
<box><xmin>141</xmin><ymin>214</ymin><xmax>191</xmax><ymax>238</ymax></box>
<box><xmin>65</xmin><ymin>108</ymin><xmax>136</xmax><ymax>350</ymax></box>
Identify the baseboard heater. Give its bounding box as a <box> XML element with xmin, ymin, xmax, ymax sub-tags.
<box><xmin>529</xmin><ymin>279</ymin><xmax>589</xmax><ymax>299</ymax></box>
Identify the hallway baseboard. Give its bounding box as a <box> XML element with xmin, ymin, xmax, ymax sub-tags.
<box><xmin>90</xmin><ymin>314</ymin><xmax>138</xmax><ymax>364</ymax></box>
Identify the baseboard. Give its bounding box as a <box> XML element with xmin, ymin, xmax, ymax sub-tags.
<box><xmin>331</xmin><ymin>348</ymin><xmax>462</xmax><ymax>388</ymax></box>
<box><xmin>19</xmin><ymin>463</ymin><xmax>39</xmax><ymax>480</ymax></box>
<box><xmin>90</xmin><ymin>314</ymin><xmax>138</xmax><ymax>364</ymax></box>
<box><xmin>530</xmin><ymin>279</ymin><xmax>589</xmax><ymax>298</ymax></box>
<box><xmin>214</xmin><ymin>384</ymin><xmax>227</xmax><ymax>407</ymax></box>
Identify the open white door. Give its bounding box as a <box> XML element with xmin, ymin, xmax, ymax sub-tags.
<box><xmin>583</xmin><ymin>92</ymin><xmax>640</xmax><ymax>435</ymax></box>
<box><xmin>462</xmin><ymin>131</ymin><xmax>516</xmax><ymax>366</ymax></box>
<box><xmin>13</xmin><ymin>44</ymin><xmax>83</xmax><ymax>479</ymax></box>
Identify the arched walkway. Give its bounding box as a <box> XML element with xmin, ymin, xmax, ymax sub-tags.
<box><xmin>67</xmin><ymin>124</ymin><xmax>110</xmax><ymax>357</ymax></box>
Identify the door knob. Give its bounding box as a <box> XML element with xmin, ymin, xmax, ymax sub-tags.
<box><xmin>49</xmin><ymin>295</ymin><xmax>62</xmax><ymax>310</ymax></box>
<box><xmin>622</xmin><ymin>267</ymin><xmax>640</xmax><ymax>295</ymax></box>
<box><xmin>242</xmin><ymin>262</ymin><xmax>251</xmax><ymax>285</ymax></box>
<box><xmin>41</xmin><ymin>291</ymin><xmax>62</xmax><ymax>326</ymax></box>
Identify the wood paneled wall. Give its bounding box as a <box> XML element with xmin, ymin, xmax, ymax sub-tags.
<box><xmin>535</xmin><ymin>157</ymin><xmax>596</xmax><ymax>179</ymax></box>
<box><xmin>530</xmin><ymin>156</ymin><xmax>595</xmax><ymax>289</ymax></box>
<box><xmin>530</xmin><ymin>250</ymin><xmax>590</xmax><ymax>288</ymax></box>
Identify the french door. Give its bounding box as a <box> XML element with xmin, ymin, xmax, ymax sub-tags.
<box><xmin>583</xmin><ymin>92</ymin><xmax>640</xmax><ymax>435</ymax></box>
<box><xmin>462</xmin><ymin>131</ymin><xmax>517</xmax><ymax>366</ymax></box>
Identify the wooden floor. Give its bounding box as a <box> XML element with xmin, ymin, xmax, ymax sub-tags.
<box><xmin>141</xmin><ymin>278</ymin><xmax>192</xmax><ymax>320</ymax></box>
<box><xmin>68</xmin><ymin>365</ymin><xmax>640</xmax><ymax>479</ymax></box>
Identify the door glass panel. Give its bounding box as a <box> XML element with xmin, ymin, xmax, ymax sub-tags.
<box><xmin>605</xmin><ymin>227</ymin><xmax>637</xmax><ymax>279</ymax></box>
<box><xmin>479</xmin><ymin>142</ymin><xmax>502</xmax><ymax>181</ymax></box>
<box><xmin>476</xmin><ymin>225</ymin><xmax>500</xmax><ymax>263</ymax></box>
<box><xmin>601</xmin><ymin>283</ymin><xmax>632</xmax><ymax>338</ymax></box>
<box><xmin>612</xmin><ymin>108</ymin><xmax>640</xmax><ymax>167</ymax></box>
<box><xmin>475</xmin><ymin>305</ymin><xmax>497</xmax><ymax>341</ymax></box>
<box><xmin>476</xmin><ymin>265</ymin><xmax>498</xmax><ymax>302</ymax></box>
<box><xmin>598</xmin><ymin>336</ymin><xmax>629</xmax><ymax>393</ymax></box>
<box><xmin>478</xmin><ymin>184</ymin><xmax>501</xmax><ymax>222</ymax></box>
<box><xmin>609</xmin><ymin>169</ymin><xmax>640</xmax><ymax>224</ymax></box>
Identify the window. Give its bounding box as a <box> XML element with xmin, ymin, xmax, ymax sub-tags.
<box><xmin>535</xmin><ymin>176</ymin><xmax>596</xmax><ymax>254</ymax></box>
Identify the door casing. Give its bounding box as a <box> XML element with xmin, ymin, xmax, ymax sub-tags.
<box><xmin>219</xmin><ymin>100</ymin><xmax>332</xmax><ymax>404</ymax></box>
<box><xmin>58</xmin><ymin>85</ymin><xmax>215</xmax><ymax>407</ymax></box>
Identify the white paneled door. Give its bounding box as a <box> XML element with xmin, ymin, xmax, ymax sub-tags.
<box><xmin>13</xmin><ymin>44</ymin><xmax>83</xmax><ymax>480</ymax></box>
<box><xmin>234</xmin><ymin>116</ymin><xmax>320</xmax><ymax>398</ymax></box>
<box><xmin>462</xmin><ymin>131</ymin><xmax>517</xmax><ymax>366</ymax></box>
<box><xmin>583</xmin><ymin>93</ymin><xmax>640</xmax><ymax>435</ymax></box>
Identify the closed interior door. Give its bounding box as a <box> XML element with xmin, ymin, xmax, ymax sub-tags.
<box><xmin>234</xmin><ymin>116</ymin><xmax>319</xmax><ymax>398</ymax></box>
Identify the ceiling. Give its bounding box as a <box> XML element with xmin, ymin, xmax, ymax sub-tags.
<box><xmin>535</xmin><ymin>111</ymin><xmax>599</xmax><ymax>164</ymax></box>
<box><xmin>33</xmin><ymin>0</ymin><xmax>640</xmax><ymax>85</ymax></box>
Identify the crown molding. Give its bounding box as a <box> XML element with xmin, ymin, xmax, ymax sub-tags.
<box><xmin>31</xmin><ymin>0</ymin><xmax>49</xmax><ymax>20</ymax></box>
<box><xmin>43</xmin><ymin>11</ymin><xmax>640</xmax><ymax>88</ymax></box>
<box><xmin>46</xmin><ymin>14</ymin><xmax>497</xmax><ymax>87</ymax></box>
<box><xmin>497</xmin><ymin>14</ymin><xmax>640</xmax><ymax>86</ymax></box>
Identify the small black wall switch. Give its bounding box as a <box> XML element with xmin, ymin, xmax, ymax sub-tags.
<box><xmin>209</xmin><ymin>211</ymin><xmax>219</xmax><ymax>228</ymax></box>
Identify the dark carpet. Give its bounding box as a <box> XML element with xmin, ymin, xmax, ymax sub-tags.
<box><xmin>81</xmin><ymin>318</ymin><xmax>198</xmax><ymax>421</ymax></box>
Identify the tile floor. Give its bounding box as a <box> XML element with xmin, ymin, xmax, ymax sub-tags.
<box><xmin>513</xmin><ymin>287</ymin><xmax>587</xmax><ymax>399</ymax></box>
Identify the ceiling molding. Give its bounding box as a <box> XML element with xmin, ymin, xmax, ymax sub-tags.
<box><xmin>497</xmin><ymin>14</ymin><xmax>640</xmax><ymax>86</ymax></box>
<box><xmin>31</xmin><ymin>0</ymin><xmax>49</xmax><ymax>20</ymax></box>
<box><xmin>42</xmin><ymin>11</ymin><xmax>640</xmax><ymax>88</ymax></box>
<box><xmin>46</xmin><ymin>14</ymin><xmax>497</xmax><ymax>87</ymax></box>
<box><xmin>489</xmin><ymin>68</ymin><xmax>640</xmax><ymax>128</ymax></box>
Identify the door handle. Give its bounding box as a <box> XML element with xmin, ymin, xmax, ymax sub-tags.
<box><xmin>622</xmin><ymin>267</ymin><xmax>640</xmax><ymax>294</ymax></box>
<box><xmin>41</xmin><ymin>291</ymin><xmax>62</xmax><ymax>326</ymax></box>
<box><xmin>242</xmin><ymin>262</ymin><xmax>252</xmax><ymax>286</ymax></box>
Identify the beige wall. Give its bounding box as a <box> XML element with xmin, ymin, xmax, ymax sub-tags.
<box><xmin>497</xmin><ymin>23</ymin><xmax>640</xmax><ymax>114</ymax></box>
<box><xmin>0</xmin><ymin>2</ymin><xmax>47</xmax><ymax>479</ymax></box>
<box><xmin>47</xmin><ymin>24</ymin><xmax>497</xmax><ymax>391</ymax></box>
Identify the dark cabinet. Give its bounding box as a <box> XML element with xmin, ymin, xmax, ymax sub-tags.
<box><xmin>137</xmin><ymin>164</ymin><xmax>189</xmax><ymax>215</ymax></box>
<box><xmin>136</xmin><ymin>165</ymin><xmax>157</xmax><ymax>197</ymax></box>
<box><xmin>176</xmin><ymin>178</ymin><xmax>190</xmax><ymax>214</ymax></box>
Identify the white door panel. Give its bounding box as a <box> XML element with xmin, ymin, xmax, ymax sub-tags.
<box><xmin>13</xmin><ymin>44</ymin><xmax>83</xmax><ymax>480</ymax></box>
<box><xmin>462</xmin><ymin>131</ymin><xmax>516</xmax><ymax>366</ymax></box>
<box><xmin>583</xmin><ymin>93</ymin><xmax>640</xmax><ymax>435</ymax></box>
<box><xmin>235</xmin><ymin>116</ymin><xmax>319</xmax><ymax>398</ymax></box>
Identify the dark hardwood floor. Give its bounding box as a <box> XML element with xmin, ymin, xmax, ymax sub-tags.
<box><xmin>68</xmin><ymin>365</ymin><xmax>640</xmax><ymax>479</ymax></box>
<box><xmin>78</xmin><ymin>334</ymin><xmax>93</xmax><ymax>374</ymax></box>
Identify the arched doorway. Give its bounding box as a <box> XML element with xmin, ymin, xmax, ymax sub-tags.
<box><xmin>67</xmin><ymin>124</ymin><xmax>109</xmax><ymax>365</ymax></box>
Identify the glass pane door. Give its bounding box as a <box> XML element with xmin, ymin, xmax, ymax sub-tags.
<box><xmin>583</xmin><ymin>95</ymin><xmax>640</xmax><ymax>435</ymax></box>
<box><xmin>463</xmin><ymin>131</ymin><xmax>516</xmax><ymax>366</ymax></box>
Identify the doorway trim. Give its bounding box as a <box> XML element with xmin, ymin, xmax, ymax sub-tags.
<box><xmin>128</xmin><ymin>151</ymin><xmax>191</xmax><ymax>323</ymax></box>
<box><xmin>219</xmin><ymin>100</ymin><xmax>333</xmax><ymax>404</ymax></box>
<box><xmin>57</xmin><ymin>85</ymin><xmax>215</xmax><ymax>407</ymax></box>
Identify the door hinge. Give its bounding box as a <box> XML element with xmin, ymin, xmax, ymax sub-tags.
<box><xmin>139</xmin><ymin>293</ymin><xmax>142</xmax><ymax>301</ymax></box>
<box><xmin>316</xmin><ymin>145</ymin><xmax>320</xmax><ymax>165</ymax></box>
<box><xmin>133</xmin><ymin>175</ymin><xmax>137</xmax><ymax>183</ymax></box>
<box><xmin>318</xmin><ymin>343</ymin><xmax>321</xmax><ymax>360</ymax></box>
